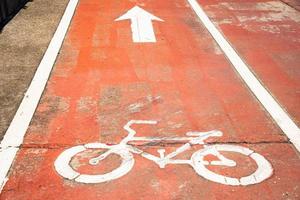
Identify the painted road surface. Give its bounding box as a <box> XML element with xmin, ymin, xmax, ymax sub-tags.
<box><xmin>1</xmin><ymin>0</ymin><xmax>300</xmax><ymax>199</ymax></box>
<box><xmin>200</xmin><ymin>0</ymin><xmax>300</xmax><ymax>128</ymax></box>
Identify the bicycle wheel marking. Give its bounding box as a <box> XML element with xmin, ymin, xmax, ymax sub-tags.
<box><xmin>75</xmin><ymin>149</ymin><xmax>134</xmax><ymax>184</ymax></box>
<box><xmin>55</xmin><ymin>145</ymin><xmax>85</xmax><ymax>180</ymax></box>
<box><xmin>55</xmin><ymin>143</ymin><xmax>135</xmax><ymax>184</ymax></box>
<box><xmin>191</xmin><ymin>145</ymin><xmax>273</xmax><ymax>186</ymax></box>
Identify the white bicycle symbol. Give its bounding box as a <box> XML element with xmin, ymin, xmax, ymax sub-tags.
<box><xmin>54</xmin><ymin>120</ymin><xmax>273</xmax><ymax>186</ymax></box>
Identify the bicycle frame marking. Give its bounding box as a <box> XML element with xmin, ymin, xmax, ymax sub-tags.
<box><xmin>85</xmin><ymin>120</ymin><xmax>219</xmax><ymax>168</ymax></box>
<box><xmin>115</xmin><ymin>120</ymin><xmax>222</xmax><ymax>168</ymax></box>
<box><xmin>54</xmin><ymin>120</ymin><xmax>273</xmax><ymax>186</ymax></box>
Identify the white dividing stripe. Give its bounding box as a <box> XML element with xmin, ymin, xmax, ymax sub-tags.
<box><xmin>0</xmin><ymin>0</ymin><xmax>79</xmax><ymax>192</ymax></box>
<box><xmin>187</xmin><ymin>0</ymin><xmax>300</xmax><ymax>152</ymax></box>
<box><xmin>0</xmin><ymin>148</ymin><xmax>18</xmax><ymax>192</ymax></box>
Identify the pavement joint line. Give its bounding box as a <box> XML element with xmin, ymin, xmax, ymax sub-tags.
<box><xmin>0</xmin><ymin>0</ymin><xmax>79</xmax><ymax>193</ymax></box>
<box><xmin>8</xmin><ymin>140</ymin><xmax>290</xmax><ymax>150</ymax></box>
<box><xmin>0</xmin><ymin>140</ymin><xmax>290</xmax><ymax>151</ymax></box>
<box><xmin>187</xmin><ymin>0</ymin><xmax>300</xmax><ymax>152</ymax></box>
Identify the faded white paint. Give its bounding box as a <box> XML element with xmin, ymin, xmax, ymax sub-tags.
<box><xmin>115</xmin><ymin>6</ymin><xmax>164</xmax><ymax>43</ymax></box>
<box><xmin>218</xmin><ymin>1</ymin><xmax>300</xmax><ymax>23</ymax></box>
<box><xmin>0</xmin><ymin>148</ymin><xmax>18</xmax><ymax>191</ymax></box>
<box><xmin>187</xmin><ymin>0</ymin><xmax>300</xmax><ymax>152</ymax></box>
<box><xmin>0</xmin><ymin>0</ymin><xmax>79</xmax><ymax>192</ymax></box>
<box><xmin>55</xmin><ymin>120</ymin><xmax>273</xmax><ymax>186</ymax></box>
<box><xmin>205</xmin><ymin>1</ymin><xmax>300</xmax><ymax>25</ymax></box>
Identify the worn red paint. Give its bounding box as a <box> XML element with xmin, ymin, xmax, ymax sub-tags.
<box><xmin>200</xmin><ymin>0</ymin><xmax>300</xmax><ymax>126</ymax></box>
<box><xmin>1</xmin><ymin>0</ymin><xmax>299</xmax><ymax>199</ymax></box>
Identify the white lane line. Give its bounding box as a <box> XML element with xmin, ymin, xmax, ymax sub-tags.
<box><xmin>0</xmin><ymin>148</ymin><xmax>18</xmax><ymax>192</ymax></box>
<box><xmin>0</xmin><ymin>0</ymin><xmax>79</xmax><ymax>192</ymax></box>
<box><xmin>187</xmin><ymin>0</ymin><xmax>300</xmax><ymax>152</ymax></box>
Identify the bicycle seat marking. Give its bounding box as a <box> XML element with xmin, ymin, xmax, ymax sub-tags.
<box><xmin>54</xmin><ymin>120</ymin><xmax>273</xmax><ymax>186</ymax></box>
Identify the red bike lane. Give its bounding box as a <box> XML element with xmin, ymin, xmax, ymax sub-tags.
<box><xmin>1</xmin><ymin>0</ymin><xmax>300</xmax><ymax>199</ymax></box>
<box><xmin>200</xmin><ymin>0</ymin><xmax>300</xmax><ymax>126</ymax></box>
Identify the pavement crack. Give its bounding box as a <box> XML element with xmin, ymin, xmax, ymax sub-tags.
<box><xmin>129</xmin><ymin>140</ymin><xmax>290</xmax><ymax>147</ymax></box>
<box><xmin>14</xmin><ymin>140</ymin><xmax>290</xmax><ymax>150</ymax></box>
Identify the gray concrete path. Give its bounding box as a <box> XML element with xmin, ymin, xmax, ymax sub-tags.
<box><xmin>0</xmin><ymin>0</ymin><xmax>69</xmax><ymax>140</ymax></box>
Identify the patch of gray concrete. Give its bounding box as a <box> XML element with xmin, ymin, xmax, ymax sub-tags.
<box><xmin>0</xmin><ymin>0</ymin><xmax>69</xmax><ymax>141</ymax></box>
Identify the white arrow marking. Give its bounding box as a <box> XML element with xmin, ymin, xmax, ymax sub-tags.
<box><xmin>115</xmin><ymin>6</ymin><xmax>164</xmax><ymax>43</ymax></box>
